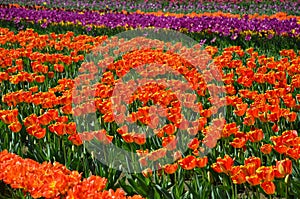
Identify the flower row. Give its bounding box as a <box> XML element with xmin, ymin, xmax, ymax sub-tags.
<box><xmin>0</xmin><ymin>150</ymin><xmax>143</xmax><ymax>199</ymax></box>
<box><xmin>2</xmin><ymin>0</ymin><xmax>300</xmax><ymax>15</ymax></box>
<box><xmin>0</xmin><ymin>6</ymin><xmax>300</xmax><ymax>39</ymax></box>
<box><xmin>212</xmin><ymin>155</ymin><xmax>292</xmax><ymax>194</ymax></box>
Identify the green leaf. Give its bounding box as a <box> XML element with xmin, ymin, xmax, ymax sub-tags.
<box><xmin>0</xmin><ymin>121</ymin><xmax>5</xmax><ymax>129</ymax></box>
<box><xmin>154</xmin><ymin>184</ymin><xmax>173</xmax><ymax>199</ymax></box>
<box><xmin>119</xmin><ymin>178</ymin><xmax>134</xmax><ymax>195</ymax></box>
<box><xmin>184</xmin><ymin>182</ymin><xmax>198</xmax><ymax>197</ymax></box>
<box><xmin>127</xmin><ymin>178</ymin><xmax>148</xmax><ymax>196</ymax></box>
<box><xmin>134</xmin><ymin>174</ymin><xmax>150</xmax><ymax>187</ymax></box>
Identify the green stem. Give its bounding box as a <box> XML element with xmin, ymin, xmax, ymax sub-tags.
<box><xmin>230</xmin><ymin>178</ymin><xmax>235</xmax><ymax>199</ymax></box>
<box><xmin>234</xmin><ymin>184</ymin><xmax>238</xmax><ymax>199</ymax></box>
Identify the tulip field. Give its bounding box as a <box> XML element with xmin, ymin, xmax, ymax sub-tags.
<box><xmin>0</xmin><ymin>0</ymin><xmax>300</xmax><ymax>198</ymax></box>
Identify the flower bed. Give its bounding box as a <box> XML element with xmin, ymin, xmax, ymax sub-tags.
<box><xmin>0</xmin><ymin>1</ymin><xmax>299</xmax><ymax>198</ymax></box>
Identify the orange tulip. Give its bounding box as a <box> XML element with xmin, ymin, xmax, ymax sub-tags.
<box><xmin>163</xmin><ymin>123</ymin><xmax>176</xmax><ymax>135</ymax></box>
<box><xmin>178</xmin><ymin>155</ymin><xmax>197</xmax><ymax>170</ymax></box>
<box><xmin>139</xmin><ymin>157</ymin><xmax>148</xmax><ymax>167</ymax></box>
<box><xmin>196</xmin><ymin>156</ymin><xmax>208</xmax><ymax>168</ymax></box>
<box><xmin>273</xmin><ymin>144</ymin><xmax>289</xmax><ymax>154</ymax></box>
<box><xmin>203</xmin><ymin>134</ymin><xmax>218</xmax><ymax>149</ymax></box>
<box><xmin>54</xmin><ymin>64</ymin><xmax>65</xmax><ymax>72</ymax></box>
<box><xmin>164</xmin><ymin>163</ymin><xmax>178</xmax><ymax>174</ymax></box>
<box><xmin>173</xmin><ymin>151</ymin><xmax>182</xmax><ymax>162</ymax></box>
<box><xmin>260</xmin><ymin>181</ymin><xmax>276</xmax><ymax>195</ymax></box>
<box><xmin>260</xmin><ymin>144</ymin><xmax>272</xmax><ymax>154</ymax></box>
<box><xmin>61</xmin><ymin>104</ymin><xmax>73</xmax><ymax>114</ymax></box>
<box><xmin>116</xmin><ymin>125</ymin><xmax>128</xmax><ymax>135</ymax></box>
<box><xmin>48</xmin><ymin>71</ymin><xmax>54</xmax><ymax>78</ymax></box>
<box><xmin>271</xmin><ymin>124</ymin><xmax>279</xmax><ymax>132</ymax></box>
<box><xmin>243</xmin><ymin>116</ymin><xmax>255</xmax><ymax>126</ymax></box>
<box><xmin>1</xmin><ymin>110</ymin><xmax>18</xmax><ymax>124</ymax></box>
<box><xmin>286</xmin><ymin>147</ymin><xmax>300</xmax><ymax>160</ymax></box>
<box><xmin>26</xmin><ymin>124</ymin><xmax>46</xmax><ymax>139</ymax></box>
<box><xmin>234</xmin><ymin>103</ymin><xmax>248</xmax><ymax>116</ymax></box>
<box><xmin>136</xmin><ymin>149</ymin><xmax>149</xmax><ymax>157</ymax></box>
<box><xmin>29</xmin><ymin>86</ymin><xmax>38</xmax><ymax>93</ymax></box>
<box><xmin>197</xmin><ymin>117</ymin><xmax>207</xmax><ymax>131</ymax></box>
<box><xmin>187</xmin><ymin>138</ymin><xmax>200</xmax><ymax>150</ymax></box>
<box><xmin>286</xmin><ymin>112</ymin><xmax>297</xmax><ymax>122</ymax></box>
<box><xmin>200</xmin><ymin>109</ymin><xmax>213</xmax><ymax>118</ymax></box>
<box><xmin>133</xmin><ymin>133</ymin><xmax>146</xmax><ymax>145</ymax></box>
<box><xmin>32</xmin><ymin>128</ymin><xmax>46</xmax><ymax>139</ymax></box>
<box><xmin>48</xmin><ymin>123</ymin><xmax>66</xmax><ymax>136</ymax></box>
<box><xmin>231</xmin><ymin>169</ymin><xmax>246</xmax><ymax>184</ymax></box>
<box><xmin>256</xmin><ymin>166</ymin><xmax>274</xmax><ymax>182</ymax></box>
<box><xmin>246</xmin><ymin>174</ymin><xmax>261</xmax><ymax>186</ymax></box>
<box><xmin>148</xmin><ymin>148</ymin><xmax>167</xmax><ymax>161</ymax></box>
<box><xmin>244</xmin><ymin>157</ymin><xmax>261</xmax><ymax>170</ymax></box>
<box><xmin>94</xmin><ymin>130</ymin><xmax>113</xmax><ymax>145</ymax></box>
<box><xmin>222</xmin><ymin>123</ymin><xmax>238</xmax><ymax>138</ymax></box>
<box><xmin>142</xmin><ymin>168</ymin><xmax>152</xmax><ymax>178</ymax></box>
<box><xmin>35</xmin><ymin>75</ymin><xmax>45</xmax><ymax>83</ymax></box>
<box><xmin>162</xmin><ymin>135</ymin><xmax>177</xmax><ymax>151</ymax></box>
<box><xmin>79</xmin><ymin>132</ymin><xmax>94</xmax><ymax>142</ymax></box>
<box><xmin>8</xmin><ymin>122</ymin><xmax>22</xmax><ymax>133</ymax></box>
<box><xmin>23</xmin><ymin>114</ymin><xmax>39</xmax><ymax>127</ymax></box>
<box><xmin>102</xmin><ymin>112</ymin><xmax>114</xmax><ymax>123</ymax></box>
<box><xmin>230</xmin><ymin>132</ymin><xmax>247</xmax><ymax>149</ymax></box>
<box><xmin>38</xmin><ymin>114</ymin><xmax>52</xmax><ymax>126</ymax></box>
<box><xmin>211</xmin><ymin>155</ymin><xmax>234</xmax><ymax>174</ymax></box>
<box><xmin>68</xmin><ymin>133</ymin><xmax>83</xmax><ymax>146</ymax></box>
<box><xmin>122</xmin><ymin>133</ymin><xmax>134</xmax><ymax>143</ymax></box>
<box><xmin>153</xmin><ymin>128</ymin><xmax>165</xmax><ymax>138</ymax></box>
<box><xmin>276</xmin><ymin>158</ymin><xmax>292</xmax><ymax>177</ymax></box>
<box><xmin>247</xmin><ymin>129</ymin><xmax>264</xmax><ymax>142</ymax></box>
<box><xmin>187</xmin><ymin>126</ymin><xmax>198</xmax><ymax>136</ymax></box>
<box><xmin>225</xmin><ymin>85</ymin><xmax>236</xmax><ymax>95</ymax></box>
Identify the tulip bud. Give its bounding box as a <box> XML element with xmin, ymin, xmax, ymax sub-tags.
<box><xmin>208</xmin><ymin>171</ymin><xmax>214</xmax><ymax>183</ymax></box>
<box><xmin>263</xmin><ymin>112</ymin><xmax>267</xmax><ymax>120</ymax></box>
<box><xmin>285</xmin><ymin>174</ymin><xmax>290</xmax><ymax>184</ymax></box>
<box><xmin>142</xmin><ymin>168</ymin><xmax>153</xmax><ymax>178</ymax></box>
<box><xmin>173</xmin><ymin>151</ymin><xmax>182</xmax><ymax>162</ymax></box>
<box><xmin>278</xmin><ymin>163</ymin><xmax>285</xmax><ymax>175</ymax></box>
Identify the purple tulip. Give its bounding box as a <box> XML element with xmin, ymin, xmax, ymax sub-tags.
<box><xmin>0</xmin><ymin>6</ymin><xmax>299</xmax><ymax>41</ymax></box>
<box><xmin>1</xmin><ymin>0</ymin><xmax>300</xmax><ymax>14</ymax></box>
<box><xmin>245</xmin><ymin>34</ymin><xmax>251</xmax><ymax>41</ymax></box>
